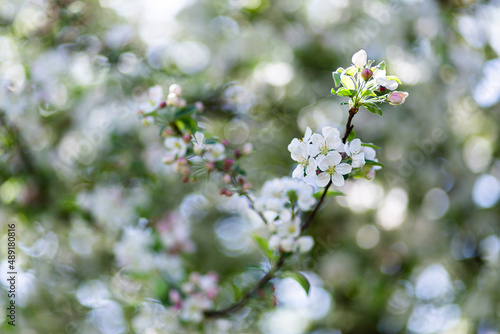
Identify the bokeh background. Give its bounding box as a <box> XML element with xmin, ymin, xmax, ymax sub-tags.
<box><xmin>1</xmin><ymin>0</ymin><xmax>500</xmax><ymax>333</ymax></box>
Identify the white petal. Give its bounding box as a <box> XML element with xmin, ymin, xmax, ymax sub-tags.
<box><xmin>322</xmin><ymin>126</ymin><xmax>339</xmax><ymax>138</ymax></box>
<box><xmin>326</xmin><ymin>151</ymin><xmax>342</xmax><ymax>165</ymax></box>
<box><xmin>331</xmin><ymin>173</ymin><xmax>345</xmax><ymax>187</ymax></box>
<box><xmin>305</xmin><ymin>157</ymin><xmax>316</xmax><ymax>176</ymax></box>
<box><xmin>292</xmin><ymin>165</ymin><xmax>305</xmax><ymax>178</ymax></box>
<box><xmin>296</xmin><ymin>236</ymin><xmax>314</xmax><ymax>253</ymax></box>
<box><xmin>316</xmin><ymin>172</ymin><xmax>331</xmax><ymax>187</ymax></box>
<box><xmin>352</xmin><ymin>49</ymin><xmax>367</xmax><ymax>67</ymax></box>
<box><xmin>148</xmin><ymin>85</ymin><xmax>163</xmax><ymax>103</ymax></box>
<box><xmin>325</xmin><ymin>134</ymin><xmax>341</xmax><ymax>150</ymax></box>
<box><xmin>280</xmin><ymin>238</ymin><xmax>295</xmax><ymax>252</ymax></box>
<box><xmin>307</xmin><ymin>143</ymin><xmax>320</xmax><ymax>157</ymax></box>
<box><xmin>363</xmin><ymin>147</ymin><xmax>376</xmax><ymax>160</ymax></box>
<box><xmin>335</xmin><ymin>163</ymin><xmax>352</xmax><ymax>175</ymax></box>
<box><xmin>288</xmin><ymin>138</ymin><xmax>301</xmax><ymax>153</ymax></box>
<box><xmin>268</xmin><ymin>235</ymin><xmax>280</xmax><ymax>251</ymax></box>
<box><xmin>303</xmin><ymin>127</ymin><xmax>312</xmax><ymax>143</ymax></box>
<box><xmin>310</xmin><ymin>133</ymin><xmax>324</xmax><ymax>147</ymax></box>
<box><xmin>350</xmin><ymin>138</ymin><xmax>362</xmax><ymax>154</ymax></box>
<box><xmin>351</xmin><ymin>153</ymin><xmax>366</xmax><ymax>168</ymax></box>
<box><xmin>318</xmin><ymin>155</ymin><xmax>333</xmax><ymax>171</ymax></box>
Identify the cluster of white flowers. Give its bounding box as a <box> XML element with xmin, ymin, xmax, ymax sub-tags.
<box><xmin>191</xmin><ymin>132</ymin><xmax>226</xmax><ymax>162</ymax></box>
<box><xmin>288</xmin><ymin>126</ymin><xmax>377</xmax><ymax>187</ymax></box>
<box><xmin>253</xmin><ymin>177</ymin><xmax>316</xmax><ymax>253</ymax></box>
<box><xmin>268</xmin><ymin>217</ymin><xmax>314</xmax><ymax>253</ymax></box>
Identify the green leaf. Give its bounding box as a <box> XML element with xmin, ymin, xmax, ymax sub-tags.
<box><xmin>361</xmin><ymin>90</ymin><xmax>376</xmax><ymax>97</ymax></box>
<box><xmin>253</xmin><ymin>234</ymin><xmax>275</xmax><ymax>259</ymax></box>
<box><xmin>365</xmin><ymin>160</ymin><xmax>385</xmax><ymax>167</ymax></box>
<box><xmin>331</xmin><ymin>88</ymin><xmax>337</xmax><ymax>95</ymax></box>
<box><xmin>282</xmin><ymin>272</ymin><xmax>310</xmax><ymax>296</ymax></box>
<box><xmin>375</xmin><ymin>61</ymin><xmax>385</xmax><ymax>70</ymax></box>
<box><xmin>175</xmin><ymin>105</ymin><xmax>197</xmax><ymax>118</ymax></box>
<box><xmin>361</xmin><ymin>143</ymin><xmax>382</xmax><ymax>149</ymax></box>
<box><xmin>363</xmin><ymin>102</ymin><xmax>383</xmax><ymax>116</ymax></box>
<box><xmin>347</xmin><ymin>129</ymin><xmax>356</xmax><ymax>142</ymax></box>
<box><xmin>341</xmin><ymin>74</ymin><xmax>356</xmax><ymax>90</ymax></box>
<box><xmin>385</xmin><ymin>75</ymin><xmax>402</xmax><ymax>84</ymax></box>
<box><xmin>336</xmin><ymin>87</ymin><xmax>354</xmax><ymax>97</ymax></box>
<box><xmin>345</xmin><ymin>66</ymin><xmax>357</xmax><ymax>76</ymax></box>
<box><xmin>176</xmin><ymin>116</ymin><xmax>198</xmax><ymax>132</ymax></box>
<box><xmin>332</xmin><ymin>71</ymin><xmax>342</xmax><ymax>87</ymax></box>
<box><xmin>313</xmin><ymin>189</ymin><xmax>345</xmax><ymax>200</ymax></box>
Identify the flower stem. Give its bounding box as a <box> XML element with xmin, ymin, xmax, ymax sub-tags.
<box><xmin>341</xmin><ymin>107</ymin><xmax>358</xmax><ymax>144</ymax></box>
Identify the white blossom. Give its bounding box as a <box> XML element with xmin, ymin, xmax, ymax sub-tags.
<box><xmin>139</xmin><ymin>85</ymin><xmax>163</xmax><ymax>112</ymax></box>
<box><xmin>192</xmin><ymin>132</ymin><xmax>205</xmax><ymax>154</ymax></box>
<box><xmin>374</xmin><ymin>69</ymin><xmax>398</xmax><ymax>90</ymax></box>
<box><xmin>203</xmin><ymin>143</ymin><xmax>225</xmax><ymax>162</ymax></box>
<box><xmin>307</xmin><ymin>126</ymin><xmax>341</xmax><ymax>157</ymax></box>
<box><xmin>290</xmin><ymin>141</ymin><xmax>316</xmax><ymax>179</ymax></box>
<box><xmin>344</xmin><ymin>138</ymin><xmax>365</xmax><ymax>168</ymax></box>
<box><xmin>164</xmin><ymin>137</ymin><xmax>187</xmax><ymax>158</ymax></box>
<box><xmin>295</xmin><ymin>236</ymin><xmax>314</xmax><ymax>253</ymax></box>
<box><xmin>316</xmin><ymin>151</ymin><xmax>352</xmax><ymax>187</ymax></box>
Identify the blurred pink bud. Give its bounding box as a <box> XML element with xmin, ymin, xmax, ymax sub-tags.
<box><xmin>242</xmin><ymin>182</ymin><xmax>252</xmax><ymax>192</ymax></box>
<box><xmin>205</xmin><ymin>162</ymin><xmax>214</xmax><ymax>172</ymax></box>
<box><xmin>223</xmin><ymin>159</ymin><xmax>233</xmax><ymax>171</ymax></box>
<box><xmin>361</xmin><ymin>68</ymin><xmax>372</xmax><ymax>81</ymax></box>
<box><xmin>220</xmin><ymin>189</ymin><xmax>233</xmax><ymax>197</ymax></box>
<box><xmin>169</xmin><ymin>84</ymin><xmax>182</xmax><ymax>96</ymax></box>
<box><xmin>234</xmin><ymin>149</ymin><xmax>241</xmax><ymax>159</ymax></box>
<box><xmin>178</xmin><ymin>99</ymin><xmax>187</xmax><ymax>108</ymax></box>
<box><xmin>386</xmin><ymin>91</ymin><xmax>409</xmax><ymax>105</ymax></box>
<box><xmin>162</xmin><ymin>127</ymin><xmax>174</xmax><ymax>137</ymax></box>
<box><xmin>242</xmin><ymin>143</ymin><xmax>253</xmax><ymax>155</ymax></box>
<box><xmin>222</xmin><ymin>140</ymin><xmax>229</xmax><ymax>147</ymax></box>
<box><xmin>222</xmin><ymin>174</ymin><xmax>231</xmax><ymax>184</ymax></box>
<box><xmin>159</xmin><ymin>101</ymin><xmax>167</xmax><ymax>108</ymax></box>
<box><xmin>183</xmin><ymin>134</ymin><xmax>191</xmax><ymax>143</ymax></box>
<box><xmin>194</xmin><ymin>101</ymin><xmax>204</xmax><ymax>112</ymax></box>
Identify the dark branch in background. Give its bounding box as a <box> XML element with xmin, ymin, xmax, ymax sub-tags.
<box><xmin>204</xmin><ymin>108</ymin><xmax>359</xmax><ymax>318</ymax></box>
<box><xmin>0</xmin><ymin>110</ymin><xmax>49</xmax><ymax>208</ymax></box>
<box><xmin>204</xmin><ymin>252</ymin><xmax>286</xmax><ymax>318</ymax></box>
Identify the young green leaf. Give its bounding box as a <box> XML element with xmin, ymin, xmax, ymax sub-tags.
<box><xmin>336</xmin><ymin>87</ymin><xmax>354</xmax><ymax>97</ymax></box>
<box><xmin>385</xmin><ymin>75</ymin><xmax>402</xmax><ymax>84</ymax></box>
<box><xmin>361</xmin><ymin>143</ymin><xmax>382</xmax><ymax>149</ymax></box>
<box><xmin>253</xmin><ymin>234</ymin><xmax>275</xmax><ymax>259</ymax></box>
<box><xmin>332</xmin><ymin>72</ymin><xmax>342</xmax><ymax>87</ymax></box>
<box><xmin>365</xmin><ymin>160</ymin><xmax>385</xmax><ymax>167</ymax></box>
<box><xmin>282</xmin><ymin>271</ymin><xmax>311</xmax><ymax>296</ymax></box>
<box><xmin>363</xmin><ymin>102</ymin><xmax>383</xmax><ymax>116</ymax></box>
<box><xmin>313</xmin><ymin>189</ymin><xmax>345</xmax><ymax>199</ymax></box>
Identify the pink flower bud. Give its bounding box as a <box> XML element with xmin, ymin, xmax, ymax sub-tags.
<box><xmin>386</xmin><ymin>91</ymin><xmax>409</xmax><ymax>105</ymax></box>
<box><xmin>361</xmin><ymin>68</ymin><xmax>372</xmax><ymax>81</ymax></box>
<box><xmin>242</xmin><ymin>143</ymin><xmax>253</xmax><ymax>155</ymax></box>
<box><xmin>223</xmin><ymin>159</ymin><xmax>234</xmax><ymax>171</ymax></box>
<box><xmin>221</xmin><ymin>174</ymin><xmax>231</xmax><ymax>184</ymax></box>
<box><xmin>379</xmin><ymin>86</ymin><xmax>387</xmax><ymax>93</ymax></box>
<box><xmin>169</xmin><ymin>84</ymin><xmax>182</xmax><ymax>96</ymax></box>
<box><xmin>194</xmin><ymin>101</ymin><xmax>204</xmax><ymax>112</ymax></box>
<box><xmin>205</xmin><ymin>162</ymin><xmax>214</xmax><ymax>172</ymax></box>
<box><xmin>222</xmin><ymin>140</ymin><xmax>229</xmax><ymax>147</ymax></box>
<box><xmin>159</xmin><ymin>101</ymin><xmax>167</xmax><ymax>108</ymax></box>
<box><xmin>242</xmin><ymin>182</ymin><xmax>252</xmax><ymax>192</ymax></box>
<box><xmin>183</xmin><ymin>134</ymin><xmax>191</xmax><ymax>143</ymax></box>
<box><xmin>234</xmin><ymin>149</ymin><xmax>241</xmax><ymax>159</ymax></box>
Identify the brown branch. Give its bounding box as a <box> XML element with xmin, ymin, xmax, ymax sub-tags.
<box><xmin>341</xmin><ymin>107</ymin><xmax>358</xmax><ymax>144</ymax></box>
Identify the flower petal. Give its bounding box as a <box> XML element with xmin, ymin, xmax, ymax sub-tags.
<box><xmin>316</xmin><ymin>172</ymin><xmax>331</xmax><ymax>187</ymax></box>
<box><xmin>352</xmin><ymin>49</ymin><xmax>367</xmax><ymax>67</ymax></box>
<box><xmin>326</xmin><ymin>151</ymin><xmax>342</xmax><ymax>165</ymax></box>
<box><xmin>335</xmin><ymin>163</ymin><xmax>353</xmax><ymax>175</ymax></box>
<box><xmin>331</xmin><ymin>172</ymin><xmax>345</xmax><ymax>187</ymax></box>
<box><xmin>350</xmin><ymin>138</ymin><xmax>362</xmax><ymax>154</ymax></box>
<box><xmin>292</xmin><ymin>165</ymin><xmax>305</xmax><ymax>178</ymax></box>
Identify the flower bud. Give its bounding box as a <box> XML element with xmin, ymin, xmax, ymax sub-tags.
<box><xmin>242</xmin><ymin>143</ymin><xmax>253</xmax><ymax>155</ymax></box>
<box><xmin>361</xmin><ymin>68</ymin><xmax>372</xmax><ymax>81</ymax></box>
<box><xmin>169</xmin><ymin>84</ymin><xmax>182</xmax><ymax>96</ymax></box>
<box><xmin>234</xmin><ymin>149</ymin><xmax>241</xmax><ymax>159</ymax></box>
<box><xmin>220</xmin><ymin>188</ymin><xmax>233</xmax><ymax>197</ymax></box>
<box><xmin>222</xmin><ymin>140</ymin><xmax>229</xmax><ymax>147</ymax></box>
<box><xmin>205</xmin><ymin>162</ymin><xmax>214</xmax><ymax>172</ymax></box>
<box><xmin>221</xmin><ymin>174</ymin><xmax>231</xmax><ymax>184</ymax></box>
<box><xmin>166</xmin><ymin>93</ymin><xmax>180</xmax><ymax>107</ymax></box>
<box><xmin>159</xmin><ymin>101</ymin><xmax>167</xmax><ymax>108</ymax></box>
<box><xmin>161</xmin><ymin>127</ymin><xmax>174</xmax><ymax>137</ymax></box>
<box><xmin>194</xmin><ymin>101</ymin><xmax>204</xmax><ymax>112</ymax></box>
<box><xmin>162</xmin><ymin>155</ymin><xmax>175</xmax><ymax>165</ymax></box>
<box><xmin>178</xmin><ymin>98</ymin><xmax>187</xmax><ymax>108</ymax></box>
<box><xmin>242</xmin><ymin>182</ymin><xmax>252</xmax><ymax>192</ymax></box>
<box><xmin>223</xmin><ymin>159</ymin><xmax>234</xmax><ymax>171</ymax></box>
<box><xmin>183</xmin><ymin>134</ymin><xmax>191</xmax><ymax>144</ymax></box>
<box><xmin>351</xmin><ymin>49</ymin><xmax>367</xmax><ymax>68</ymax></box>
<box><xmin>386</xmin><ymin>91</ymin><xmax>409</xmax><ymax>105</ymax></box>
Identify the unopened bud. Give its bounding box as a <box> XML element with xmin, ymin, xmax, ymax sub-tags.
<box><xmin>220</xmin><ymin>188</ymin><xmax>233</xmax><ymax>197</ymax></box>
<box><xmin>162</xmin><ymin>155</ymin><xmax>175</xmax><ymax>165</ymax></box>
<box><xmin>242</xmin><ymin>182</ymin><xmax>252</xmax><ymax>192</ymax></box>
<box><xmin>223</xmin><ymin>159</ymin><xmax>234</xmax><ymax>171</ymax></box>
<box><xmin>178</xmin><ymin>98</ymin><xmax>187</xmax><ymax>108</ymax></box>
<box><xmin>205</xmin><ymin>162</ymin><xmax>214</xmax><ymax>172</ymax></box>
<box><xmin>183</xmin><ymin>134</ymin><xmax>191</xmax><ymax>144</ymax></box>
<box><xmin>169</xmin><ymin>84</ymin><xmax>182</xmax><ymax>96</ymax></box>
<box><xmin>162</xmin><ymin>127</ymin><xmax>174</xmax><ymax>137</ymax></box>
<box><xmin>386</xmin><ymin>91</ymin><xmax>409</xmax><ymax>105</ymax></box>
<box><xmin>159</xmin><ymin>101</ymin><xmax>167</xmax><ymax>108</ymax></box>
<box><xmin>234</xmin><ymin>149</ymin><xmax>241</xmax><ymax>159</ymax></box>
<box><xmin>242</xmin><ymin>143</ymin><xmax>253</xmax><ymax>155</ymax></box>
<box><xmin>361</xmin><ymin>68</ymin><xmax>372</xmax><ymax>81</ymax></box>
<box><xmin>222</xmin><ymin>174</ymin><xmax>231</xmax><ymax>184</ymax></box>
<box><xmin>194</xmin><ymin>101</ymin><xmax>204</xmax><ymax>112</ymax></box>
